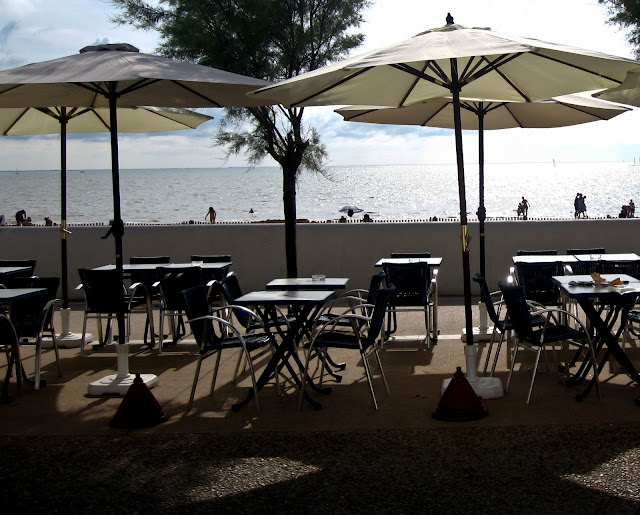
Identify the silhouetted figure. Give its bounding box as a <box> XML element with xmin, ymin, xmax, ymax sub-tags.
<box><xmin>347</xmin><ymin>209</ymin><xmax>354</xmax><ymax>217</ymax></box>
<box><xmin>446</xmin><ymin>13</ymin><xmax>454</xmax><ymax>25</ymax></box>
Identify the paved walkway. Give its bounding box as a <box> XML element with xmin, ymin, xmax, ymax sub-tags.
<box><xmin>2</xmin><ymin>299</ymin><xmax>640</xmax><ymax>512</ymax></box>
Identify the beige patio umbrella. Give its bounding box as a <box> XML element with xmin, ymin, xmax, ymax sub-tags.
<box><xmin>336</xmin><ymin>95</ymin><xmax>631</xmax><ymax>277</ymax></box>
<box><xmin>1</xmin><ymin>105</ymin><xmax>212</xmax><ymax>344</ymax></box>
<box><xmin>594</xmin><ymin>70</ymin><xmax>640</xmax><ymax>106</ymax></box>
<box><xmin>250</xmin><ymin>15</ymin><xmax>640</xmax><ymax>405</ymax></box>
<box><xmin>0</xmin><ymin>42</ymin><xmax>270</xmax><ymax>396</ymax></box>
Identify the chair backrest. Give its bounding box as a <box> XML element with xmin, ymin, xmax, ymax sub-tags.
<box><xmin>217</xmin><ymin>273</ymin><xmax>252</xmax><ymax>328</ymax></box>
<box><xmin>182</xmin><ymin>285</ymin><xmax>220</xmax><ymax>348</ymax></box>
<box><xmin>9</xmin><ymin>295</ymin><xmax>54</xmax><ymax>339</ymax></box>
<box><xmin>514</xmin><ymin>262</ymin><xmax>563</xmax><ymax>305</ymax></box>
<box><xmin>366</xmin><ymin>271</ymin><xmax>387</xmax><ymax>305</ymax></box>
<box><xmin>0</xmin><ymin>259</ymin><xmax>36</xmax><ymax>277</ymax></box>
<box><xmin>129</xmin><ymin>257</ymin><xmax>170</xmax><ymax>293</ymax></box>
<box><xmin>390</xmin><ymin>252</ymin><xmax>431</xmax><ymax>258</ymax></box>
<box><xmin>516</xmin><ymin>250</ymin><xmax>557</xmax><ymax>256</ymax></box>
<box><xmin>472</xmin><ymin>273</ymin><xmax>501</xmax><ymax>325</ymax></box>
<box><xmin>78</xmin><ymin>268</ymin><xmax>126</xmax><ymax>313</ymax></box>
<box><xmin>381</xmin><ymin>263</ymin><xmax>429</xmax><ymax>305</ymax></box>
<box><xmin>567</xmin><ymin>248</ymin><xmax>606</xmax><ymax>255</ymax></box>
<box><xmin>599</xmin><ymin>260</ymin><xmax>640</xmax><ymax>277</ymax></box>
<box><xmin>130</xmin><ymin>256</ymin><xmax>171</xmax><ymax>264</ymax></box>
<box><xmin>191</xmin><ymin>254</ymin><xmax>231</xmax><ymax>263</ymax></box>
<box><xmin>498</xmin><ymin>281</ymin><xmax>535</xmax><ymax>339</ymax></box>
<box><xmin>363</xmin><ymin>284</ymin><xmax>396</xmax><ymax>348</ymax></box>
<box><xmin>157</xmin><ymin>267</ymin><xmax>202</xmax><ymax>310</ymax></box>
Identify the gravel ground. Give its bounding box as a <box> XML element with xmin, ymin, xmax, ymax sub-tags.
<box><xmin>2</xmin><ymin>424</ymin><xmax>640</xmax><ymax>514</ymax></box>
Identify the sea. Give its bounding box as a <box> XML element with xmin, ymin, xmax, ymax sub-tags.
<box><xmin>0</xmin><ymin>162</ymin><xmax>638</xmax><ymax>225</ymax></box>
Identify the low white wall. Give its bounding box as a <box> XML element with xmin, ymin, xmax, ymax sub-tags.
<box><xmin>1</xmin><ymin>219</ymin><xmax>639</xmax><ymax>300</ymax></box>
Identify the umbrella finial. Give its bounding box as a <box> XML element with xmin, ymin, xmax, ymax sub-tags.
<box><xmin>79</xmin><ymin>43</ymin><xmax>140</xmax><ymax>54</ymax></box>
<box><xmin>446</xmin><ymin>13</ymin><xmax>454</xmax><ymax>25</ymax></box>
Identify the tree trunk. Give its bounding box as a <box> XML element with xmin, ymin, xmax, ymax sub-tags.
<box><xmin>283</xmin><ymin>165</ymin><xmax>298</xmax><ymax>277</ymax></box>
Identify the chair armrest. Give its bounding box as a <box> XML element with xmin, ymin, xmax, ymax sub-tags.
<box><xmin>75</xmin><ymin>283</ymin><xmax>84</xmax><ymax>291</ymax></box>
<box><xmin>210</xmin><ymin>304</ymin><xmax>267</xmax><ymax>332</ymax></box>
<box><xmin>186</xmin><ymin>314</ymin><xmax>252</xmax><ymax>347</ymax></box>
<box><xmin>312</xmin><ymin>302</ymin><xmax>374</xmax><ymax>334</ymax></box>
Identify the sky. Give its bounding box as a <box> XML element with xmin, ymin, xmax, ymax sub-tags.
<box><xmin>1</xmin><ymin>0</ymin><xmax>640</xmax><ymax>170</ymax></box>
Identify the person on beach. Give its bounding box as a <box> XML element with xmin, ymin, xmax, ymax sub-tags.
<box><xmin>205</xmin><ymin>206</ymin><xmax>217</xmax><ymax>224</ymax></box>
<box><xmin>362</xmin><ymin>214</ymin><xmax>372</xmax><ymax>222</ymax></box>
<box><xmin>574</xmin><ymin>193</ymin><xmax>581</xmax><ymax>218</ymax></box>
<box><xmin>521</xmin><ymin>197</ymin><xmax>529</xmax><ymax>218</ymax></box>
<box><xmin>628</xmin><ymin>199</ymin><xmax>635</xmax><ymax>217</ymax></box>
<box><xmin>15</xmin><ymin>209</ymin><xmax>27</xmax><ymax>226</ymax></box>
<box><xmin>0</xmin><ymin>215</ymin><xmax>6</xmax><ymax>226</ymax></box>
<box><xmin>619</xmin><ymin>206</ymin><xmax>629</xmax><ymax>218</ymax></box>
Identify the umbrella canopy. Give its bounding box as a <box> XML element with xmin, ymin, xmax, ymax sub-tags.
<box><xmin>336</xmin><ymin>95</ymin><xmax>630</xmax><ymax>275</ymax></box>
<box><xmin>0</xmin><ymin>105</ymin><xmax>212</xmax><ymax>135</ymax></box>
<box><xmin>1</xmin><ymin>105</ymin><xmax>212</xmax><ymax>308</ymax></box>
<box><xmin>594</xmin><ymin>70</ymin><xmax>640</xmax><ymax>107</ymax></box>
<box><xmin>250</xmin><ymin>17</ymin><xmax>640</xmax><ymax>351</ymax></box>
<box><xmin>0</xmin><ymin>43</ymin><xmax>269</xmax><ymax>371</ymax></box>
<box><xmin>339</xmin><ymin>205</ymin><xmax>364</xmax><ymax>214</ymax></box>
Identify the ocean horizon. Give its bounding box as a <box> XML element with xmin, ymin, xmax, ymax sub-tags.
<box><xmin>1</xmin><ymin>162</ymin><xmax>638</xmax><ymax>225</ymax></box>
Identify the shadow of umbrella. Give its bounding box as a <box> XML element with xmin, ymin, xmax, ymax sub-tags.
<box><xmin>0</xmin><ymin>43</ymin><xmax>271</xmax><ymax>395</ymax></box>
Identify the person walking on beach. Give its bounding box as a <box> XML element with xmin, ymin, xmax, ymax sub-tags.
<box><xmin>521</xmin><ymin>196</ymin><xmax>529</xmax><ymax>219</ymax></box>
<box><xmin>205</xmin><ymin>206</ymin><xmax>217</xmax><ymax>224</ymax></box>
<box><xmin>629</xmin><ymin>199</ymin><xmax>635</xmax><ymax>217</ymax></box>
<box><xmin>15</xmin><ymin>209</ymin><xmax>27</xmax><ymax>226</ymax></box>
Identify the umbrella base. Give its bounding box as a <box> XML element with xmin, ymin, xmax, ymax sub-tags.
<box><xmin>88</xmin><ymin>372</ymin><xmax>159</xmax><ymax>396</ymax></box>
<box><xmin>461</xmin><ymin>326</ymin><xmax>494</xmax><ymax>343</ymax></box>
<box><xmin>441</xmin><ymin>375</ymin><xmax>503</xmax><ymax>399</ymax></box>
<box><xmin>41</xmin><ymin>332</ymin><xmax>93</xmax><ymax>349</ymax></box>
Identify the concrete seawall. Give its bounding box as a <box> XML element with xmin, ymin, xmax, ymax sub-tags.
<box><xmin>1</xmin><ymin>219</ymin><xmax>639</xmax><ymax>300</ymax></box>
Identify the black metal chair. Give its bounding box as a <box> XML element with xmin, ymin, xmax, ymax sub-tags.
<box><xmin>0</xmin><ymin>259</ymin><xmax>37</xmax><ymax>285</ymax></box>
<box><xmin>77</xmin><ymin>268</ymin><xmax>154</xmax><ymax>355</ymax></box>
<box><xmin>300</xmin><ymin>284</ymin><xmax>395</xmax><ymax>410</ymax></box>
<box><xmin>514</xmin><ymin>261</ymin><xmax>564</xmax><ymax>306</ymax></box>
<box><xmin>473</xmin><ymin>273</ymin><xmax>546</xmax><ymax>376</ymax></box>
<box><xmin>382</xmin><ymin>261</ymin><xmax>437</xmax><ymax>345</ymax></box>
<box><xmin>0</xmin><ymin>314</ymin><xmax>23</xmax><ymax>401</ymax></box>
<box><xmin>498</xmin><ymin>281</ymin><xmax>600</xmax><ymax>404</ymax></box>
<box><xmin>155</xmin><ymin>266</ymin><xmax>202</xmax><ymax>352</ymax></box>
<box><xmin>516</xmin><ymin>250</ymin><xmax>557</xmax><ymax>256</ymax></box>
<box><xmin>181</xmin><ymin>285</ymin><xmax>273</xmax><ymax>412</ymax></box>
<box><xmin>9</xmin><ymin>295</ymin><xmax>62</xmax><ymax>390</ymax></box>
<box><xmin>129</xmin><ymin>256</ymin><xmax>170</xmax><ymax>346</ymax></box>
<box><xmin>566</xmin><ymin>248</ymin><xmax>606</xmax><ymax>275</ymax></box>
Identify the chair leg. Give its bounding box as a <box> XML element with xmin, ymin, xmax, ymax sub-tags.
<box><xmin>81</xmin><ymin>313</ymin><xmax>88</xmax><ymax>357</ymax></box>
<box><xmin>526</xmin><ymin>348</ymin><xmax>543</xmax><ymax>405</ymax></box>
<box><xmin>505</xmin><ymin>342</ymin><xmax>520</xmax><ymax>393</ymax></box>
<box><xmin>299</xmin><ymin>343</ymin><xmax>314</xmax><ymax>411</ymax></box>
<box><xmin>34</xmin><ymin>339</ymin><xmax>42</xmax><ymax>390</ymax></box>
<box><xmin>209</xmin><ymin>351</ymin><xmax>222</xmax><ymax>397</ymax></box>
<box><xmin>490</xmin><ymin>331</ymin><xmax>507</xmax><ymax>377</ymax></box>
<box><xmin>241</xmin><ymin>347</ymin><xmax>260</xmax><ymax>412</ymax></box>
<box><xmin>361</xmin><ymin>351</ymin><xmax>379</xmax><ymax>410</ymax></box>
<box><xmin>483</xmin><ymin>329</ymin><xmax>498</xmax><ymax>374</ymax></box>
<box><xmin>187</xmin><ymin>354</ymin><xmax>204</xmax><ymax>412</ymax></box>
<box><xmin>372</xmin><ymin>346</ymin><xmax>390</xmax><ymax>396</ymax></box>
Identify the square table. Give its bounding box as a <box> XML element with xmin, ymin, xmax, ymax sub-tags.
<box><xmin>375</xmin><ymin>257</ymin><xmax>443</xmax><ymax>267</ymax></box>
<box><xmin>0</xmin><ymin>266</ymin><xmax>32</xmax><ymax>280</ymax></box>
<box><xmin>234</xmin><ymin>289</ymin><xmax>335</xmax><ymax>410</ymax></box>
<box><xmin>512</xmin><ymin>255</ymin><xmax>578</xmax><ymax>265</ymax></box>
<box><xmin>266</xmin><ymin>277</ymin><xmax>349</xmax><ymax>291</ymax></box>
<box><xmin>552</xmin><ymin>274</ymin><xmax>640</xmax><ymax>400</ymax></box>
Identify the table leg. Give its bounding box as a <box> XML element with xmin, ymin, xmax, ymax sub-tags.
<box><xmin>572</xmin><ymin>297</ymin><xmax>640</xmax><ymax>400</ymax></box>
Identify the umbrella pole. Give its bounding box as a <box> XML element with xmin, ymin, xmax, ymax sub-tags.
<box><xmin>54</xmin><ymin>110</ymin><xmax>89</xmax><ymax>347</ymax></box>
<box><xmin>87</xmin><ymin>85</ymin><xmax>159</xmax><ymax>396</ymax></box>
<box><xmin>478</xmin><ymin>108</ymin><xmax>486</xmax><ymax>279</ymax></box>
<box><xmin>440</xmin><ymin>63</ymin><xmax>503</xmax><ymax>404</ymax></box>
<box><xmin>107</xmin><ymin>85</ymin><xmax>127</xmax><ymax>345</ymax></box>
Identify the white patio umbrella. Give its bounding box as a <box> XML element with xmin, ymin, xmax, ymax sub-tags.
<box><xmin>1</xmin><ymin>105</ymin><xmax>212</xmax><ymax>346</ymax></box>
<box><xmin>249</xmin><ymin>15</ymin><xmax>640</xmax><ymax>405</ymax></box>
<box><xmin>336</xmin><ymin>95</ymin><xmax>630</xmax><ymax>277</ymax></box>
<box><xmin>594</xmin><ymin>70</ymin><xmax>640</xmax><ymax>106</ymax></box>
<box><xmin>0</xmin><ymin>43</ymin><xmax>270</xmax><ymax>395</ymax></box>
